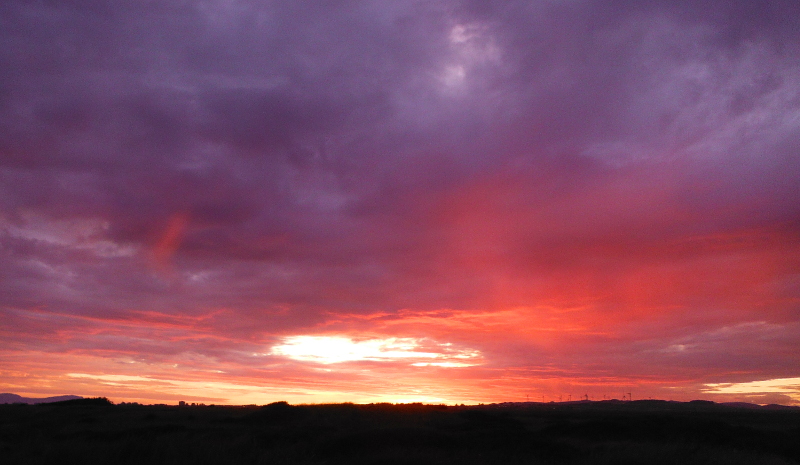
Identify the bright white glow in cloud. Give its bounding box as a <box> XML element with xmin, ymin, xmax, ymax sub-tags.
<box><xmin>269</xmin><ymin>336</ymin><xmax>481</xmax><ymax>366</ymax></box>
<box><xmin>703</xmin><ymin>377</ymin><xmax>800</xmax><ymax>401</ymax></box>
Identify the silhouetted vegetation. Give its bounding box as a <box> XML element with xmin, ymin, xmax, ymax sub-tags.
<box><xmin>0</xmin><ymin>400</ymin><xmax>798</xmax><ymax>464</ymax></box>
<box><xmin>48</xmin><ymin>397</ymin><xmax>114</xmax><ymax>407</ymax></box>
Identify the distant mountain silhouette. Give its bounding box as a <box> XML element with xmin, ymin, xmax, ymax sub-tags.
<box><xmin>720</xmin><ymin>402</ymin><xmax>764</xmax><ymax>409</ymax></box>
<box><xmin>0</xmin><ymin>393</ymin><xmax>83</xmax><ymax>404</ymax></box>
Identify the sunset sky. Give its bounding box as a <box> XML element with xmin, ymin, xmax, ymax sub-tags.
<box><xmin>2</xmin><ymin>0</ymin><xmax>799</xmax><ymax>406</ymax></box>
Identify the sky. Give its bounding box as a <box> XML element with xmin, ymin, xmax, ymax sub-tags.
<box><xmin>1</xmin><ymin>0</ymin><xmax>799</xmax><ymax>406</ymax></box>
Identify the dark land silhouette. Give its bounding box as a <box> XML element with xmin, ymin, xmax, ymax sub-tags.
<box><xmin>0</xmin><ymin>393</ymin><xmax>83</xmax><ymax>405</ymax></box>
<box><xmin>1</xmin><ymin>398</ymin><xmax>798</xmax><ymax>464</ymax></box>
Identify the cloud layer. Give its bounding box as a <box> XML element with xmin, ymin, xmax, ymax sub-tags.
<box><xmin>1</xmin><ymin>0</ymin><xmax>799</xmax><ymax>404</ymax></box>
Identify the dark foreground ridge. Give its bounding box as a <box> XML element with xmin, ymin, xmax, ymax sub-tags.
<box><xmin>1</xmin><ymin>399</ymin><xmax>799</xmax><ymax>464</ymax></box>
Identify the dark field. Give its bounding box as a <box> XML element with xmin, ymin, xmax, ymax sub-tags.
<box><xmin>1</xmin><ymin>399</ymin><xmax>799</xmax><ymax>464</ymax></box>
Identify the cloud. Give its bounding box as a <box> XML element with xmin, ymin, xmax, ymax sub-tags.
<box><xmin>1</xmin><ymin>0</ymin><xmax>799</xmax><ymax>404</ymax></box>
<box><xmin>703</xmin><ymin>377</ymin><xmax>800</xmax><ymax>403</ymax></box>
<box><xmin>269</xmin><ymin>335</ymin><xmax>481</xmax><ymax>366</ymax></box>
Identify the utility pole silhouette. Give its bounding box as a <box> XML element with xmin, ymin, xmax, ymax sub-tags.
<box><xmin>628</xmin><ymin>392</ymin><xmax>632</xmax><ymax>401</ymax></box>
<box><xmin>568</xmin><ymin>394</ymin><xmax>571</xmax><ymax>402</ymax></box>
<box><xmin>584</xmin><ymin>394</ymin><xmax>588</xmax><ymax>401</ymax></box>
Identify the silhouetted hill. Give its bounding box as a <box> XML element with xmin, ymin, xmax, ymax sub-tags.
<box><xmin>0</xmin><ymin>393</ymin><xmax>82</xmax><ymax>404</ymax></box>
<box><xmin>47</xmin><ymin>397</ymin><xmax>113</xmax><ymax>407</ymax></box>
<box><xmin>0</xmin><ymin>399</ymin><xmax>798</xmax><ymax>464</ymax></box>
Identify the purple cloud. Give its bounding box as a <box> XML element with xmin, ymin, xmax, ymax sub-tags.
<box><xmin>1</xmin><ymin>0</ymin><xmax>799</xmax><ymax>403</ymax></box>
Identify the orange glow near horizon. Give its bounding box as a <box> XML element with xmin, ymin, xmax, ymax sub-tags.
<box><xmin>3</xmin><ymin>301</ymin><xmax>799</xmax><ymax>405</ymax></box>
